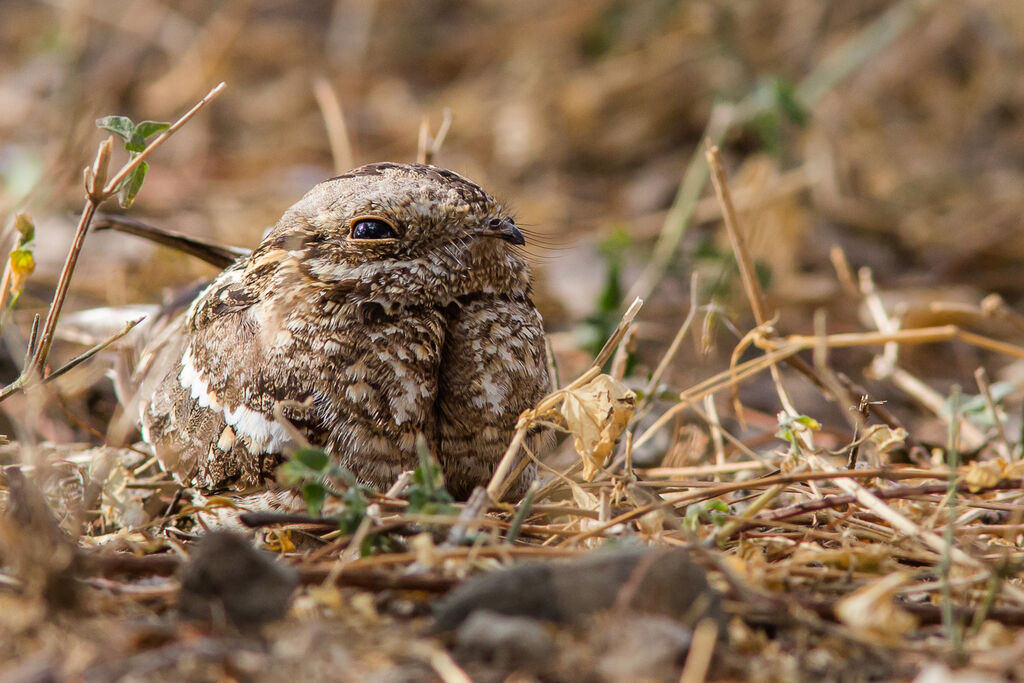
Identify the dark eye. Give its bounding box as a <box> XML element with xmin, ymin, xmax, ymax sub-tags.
<box><xmin>351</xmin><ymin>218</ymin><xmax>397</xmax><ymax>240</ymax></box>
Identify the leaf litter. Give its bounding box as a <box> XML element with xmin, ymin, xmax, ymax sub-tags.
<box><xmin>4</xmin><ymin>2</ymin><xmax>1024</xmax><ymax>681</ymax></box>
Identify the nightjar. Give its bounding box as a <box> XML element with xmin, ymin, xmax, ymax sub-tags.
<box><xmin>135</xmin><ymin>162</ymin><xmax>551</xmax><ymax>501</ymax></box>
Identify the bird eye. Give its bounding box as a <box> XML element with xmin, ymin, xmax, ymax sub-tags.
<box><xmin>350</xmin><ymin>218</ymin><xmax>397</xmax><ymax>240</ymax></box>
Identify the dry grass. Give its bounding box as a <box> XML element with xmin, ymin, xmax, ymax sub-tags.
<box><xmin>3</xmin><ymin>1</ymin><xmax>1024</xmax><ymax>680</ymax></box>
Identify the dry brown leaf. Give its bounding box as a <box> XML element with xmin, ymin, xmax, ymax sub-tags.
<box><xmin>636</xmin><ymin>509</ymin><xmax>664</xmax><ymax>537</ymax></box>
<box><xmin>862</xmin><ymin>424</ymin><xmax>908</xmax><ymax>455</ymax></box>
<box><xmin>964</xmin><ymin>460</ymin><xmax>1005</xmax><ymax>492</ymax></box>
<box><xmin>560</xmin><ymin>373</ymin><xmax>637</xmax><ymax>480</ymax></box>
<box><xmin>99</xmin><ymin>462</ymin><xmax>148</xmax><ymax>530</ymax></box>
<box><xmin>790</xmin><ymin>543</ymin><xmax>890</xmax><ymax>572</ymax></box>
<box><xmin>834</xmin><ymin>573</ymin><xmax>917</xmax><ymax>639</ymax></box>
<box><xmin>1002</xmin><ymin>459</ymin><xmax>1024</xmax><ymax>480</ymax></box>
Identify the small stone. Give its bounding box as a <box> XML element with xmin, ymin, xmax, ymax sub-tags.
<box><xmin>453</xmin><ymin>610</ymin><xmax>555</xmax><ymax>671</ymax></box>
<box><xmin>593</xmin><ymin>613</ymin><xmax>693</xmax><ymax>681</ymax></box>
<box><xmin>178</xmin><ymin>531</ymin><xmax>298</xmax><ymax>630</ymax></box>
<box><xmin>433</xmin><ymin>547</ymin><xmax>724</xmax><ymax>631</ymax></box>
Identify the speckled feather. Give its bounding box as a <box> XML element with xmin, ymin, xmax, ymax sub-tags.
<box><xmin>137</xmin><ymin>163</ymin><xmax>551</xmax><ymax>500</ymax></box>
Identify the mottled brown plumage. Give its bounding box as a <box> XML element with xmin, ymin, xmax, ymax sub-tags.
<box><xmin>137</xmin><ymin>163</ymin><xmax>551</xmax><ymax>501</ymax></box>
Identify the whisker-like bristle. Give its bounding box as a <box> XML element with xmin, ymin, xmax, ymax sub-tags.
<box><xmin>444</xmin><ymin>242</ymin><xmax>466</xmax><ymax>269</ymax></box>
<box><xmin>516</xmin><ymin>229</ymin><xmax>572</xmax><ymax>250</ymax></box>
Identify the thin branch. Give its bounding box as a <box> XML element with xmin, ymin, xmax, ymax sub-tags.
<box><xmin>94</xmin><ymin>213</ymin><xmax>246</xmax><ymax>268</ymax></box>
<box><xmin>38</xmin><ymin>317</ymin><xmax>144</xmax><ymax>385</ymax></box>
<box><xmin>102</xmin><ymin>82</ymin><xmax>226</xmax><ymax>196</ymax></box>
<box><xmin>28</xmin><ymin>197</ymin><xmax>100</xmax><ymax>378</ymax></box>
<box><xmin>757</xmin><ymin>479</ymin><xmax>1024</xmax><ymax>523</ymax></box>
<box><xmin>593</xmin><ymin>296</ymin><xmax>644</xmax><ymax>368</ymax></box>
<box><xmin>0</xmin><ymin>83</ymin><xmax>226</xmax><ymax>403</ymax></box>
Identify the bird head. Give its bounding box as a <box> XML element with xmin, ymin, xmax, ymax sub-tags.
<box><xmin>249</xmin><ymin>163</ymin><xmax>533</xmax><ymax>305</ymax></box>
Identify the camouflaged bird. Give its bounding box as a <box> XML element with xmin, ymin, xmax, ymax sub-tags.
<box><xmin>136</xmin><ymin>162</ymin><xmax>551</xmax><ymax>501</ymax></box>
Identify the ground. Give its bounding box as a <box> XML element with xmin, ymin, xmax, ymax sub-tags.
<box><xmin>3</xmin><ymin>1</ymin><xmax>1024</xmax><ymax>681</ymax></box>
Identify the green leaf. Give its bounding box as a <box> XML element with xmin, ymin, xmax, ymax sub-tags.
<box><xmin>134</xmin><ymin>120</ymin><xmax>170</xmax><ymax>140</ymax></box>
<box><xmin>406</xmin><ymin>437</ymin><xmax>454</xmax><ymax>514</ymax></box>
<box><xmin>750</xmin><ymin>110</ymin><xmax>783</xmax><ymax>156</ymax></box>
<box><xmin>989</xmin><ymin>382</ymin><xmax>1016</xmax><ymax>403</ymax></box>
<box><xmin>96</xmin><ymin>116</ymin><xmax>136</xmax><ymax>142</ymax></box>
<box><xmin>118</xmin><ymin>161</ymin><xmax>148</xmax><ymax>208</ymax></box>
<box><xmin>947</xmin><ymin>384</ymin><xmax>1016</xmax><ymax>418</ymax></box>
<box><xmin>359</xmin><ymin>534</ymin><xmax>377</xmax><ymax>557</ymax></box>
<box><xmin>343</xmin><ymin>486</ymin><xmax>368</xmax><ymax>515</ymax></box>
<box><xmin>124</xmin><ymin>121</ymin><xmax>171</xmax><ymax>153</ymax></box>
<box><xmin>775</xmin><ymin>76</ymin><xmax>809</xmax><ymax>126</ymax></box>
<box><xmin>295</xmin><ymin>447</ymin><xmax>330</xmax><ymax>472</ymax></box>
<box><xmin>277</xmin><ymin>460</ymin><xmax>307</xmax><ymax>486</ymax></box>
<box><xmin>125</xmin><ymin>133</ymin><xmax>147</xmax><ymax>154</ymax></box>
<box><xmin>302</xmin><ymin>481</ymin><xmax>327</xmax><ymax>517</ymax></box>
<box><xmin>776</xmin><ymin>413</ymin><xmax>820</xmax><ymax>438</ymax></box>
<box><xmin>337</xmin><ymin>486</ymin><xmax>369</xmax><ymax>534</ymax></box>
<box><xmin>706</xmin><ymin>500</ymin><xmax>730</xmax><ymax>513</ymax></box>
<box><xmin>793</xmin><ymin>415</ymin><xmax>821</xmax><ymax>431</ymax></box>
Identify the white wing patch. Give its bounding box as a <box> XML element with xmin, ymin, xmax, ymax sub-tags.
<box><xmin>223</xmin><ymin>402</ymin><xmax>292</xmax><ymax>454</ymax></box>
<box><xmin>178</xmin><ymin>347</ymin><xmax>293</xmax><ymax>454</ymax></box>
<box><xmin>179</xmin><ymin>347</ymin><xmax>222</xmax><ymax>411</ymax></box>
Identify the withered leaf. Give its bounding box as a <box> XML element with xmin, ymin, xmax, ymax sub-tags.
<box><xmin>559</xmin><ymin>374</ymin><xmax>636</xmax><ymax>480</ymax></box>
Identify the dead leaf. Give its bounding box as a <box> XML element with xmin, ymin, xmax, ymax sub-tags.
<box><xmin>637</xmin><ymin>509</ymin><xmax>664</xmax><ymax>537</ymax></box>
<box><xmin>99</xmin><ymin>462</ymin><xmax>148</xmax><ymax>530</ymax></box>
<box><xmin>964</xmin><ymin>460</ymin><xmax>1004</xmax><ymax>492</ymax></box>
<box><xmin>862</xmin><ymin>424</ymin><xmax>908</xmax><ymax>454</ymax></box>
<box><xmin>834</xmin><ymin>572</ymin><xmax>916</xmax><ymax>638</ymax></box>
<box><xmin>1003</xmin><ymin>459</ymin><xmax>1024</xmax><ymax>480</ymax></box>
<box><xmin>560</xmin><ymin>373</ymin><xmax>636</xmax><ymax>480</ymax></box>
<box><xmin>791</xmin><ymin>543</ymin><xmax>891</xmax><ymax>571</ymax></box>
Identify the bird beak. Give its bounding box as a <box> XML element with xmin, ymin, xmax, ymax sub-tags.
<box><xmin>482</xmin><ymin>217</ymin><xmax>526</xmax><ymax>246</ymax></box>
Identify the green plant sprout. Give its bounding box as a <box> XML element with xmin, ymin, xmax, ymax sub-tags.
<box><xmin>279</xmin><ymin>435</ymin><xmax>455</xmax><ymax>538</ymax></box>
<box><xmin>685</xmin><ymin>499</ymin><xmax>731</xmax><ymax>530</ymax></box>
<box><xmin>406</xmin><ymin>434</ymin><xmax>455</xmax><ymax>515</ymax></box>
<box><xmin>775</xmin><ymin>412</ymin><xmax>821</xmax><ymax>457</ymax></box>
<box><xmin>940</xmin><ymin>382</ymin><xmax>1015</xmax><ymax>429</ymax></box>
<box><xmin>278</xmin><ymin>446</ymin><xmax>364</xmax><ymax>521</ymax></box>
<box><xmin>95</xmin><ymin>116</ymin><xmax>170</xmax><ymax>208</ymax></box>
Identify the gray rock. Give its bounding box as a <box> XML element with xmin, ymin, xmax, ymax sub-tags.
<box><xmin>454</xmin><ymin>610</ymin><xmax>555</xmax><ymax>671</ymax></box>
<box><xmin>433</xmin><ymin>547</ymin><xmax>724</xmax><ymax>631</ymax></box>
<box><xmin>593</xmin><ymin>614</ymin><xmax>694</xmax><ymax>681</ymax></box>
<box><xmin>178</xmin><ymin>531</ymin><xmax>298</xmax><ymax>630</ymax></box>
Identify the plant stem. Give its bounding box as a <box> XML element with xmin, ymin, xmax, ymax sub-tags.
<box><xmin>29</xmin><ymin>199</ymin><xmax>97</xmax><ymax>377</ymax></box>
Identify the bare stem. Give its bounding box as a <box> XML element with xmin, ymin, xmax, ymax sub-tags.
<box><xmin>0</xmin><ymin>82</ymin><xmax>226</xmax><ymax>403</ymax></box>
<box><xmin>28</xmin><ymin>199</ymin><xmax>98</xmax><ymax>377</ymax></box>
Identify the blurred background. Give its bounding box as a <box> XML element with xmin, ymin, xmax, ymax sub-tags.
<box><xmin>3</xmin><ymin>0</ymin><xmax>1024</xmax><ymax>458</ymax></box>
